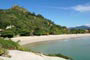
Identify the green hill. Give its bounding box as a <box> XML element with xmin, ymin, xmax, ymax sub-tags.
<box><xmin>0</xmin><ymin>5</ymin><xmax>68</xmax><ymax>37</ymax></box>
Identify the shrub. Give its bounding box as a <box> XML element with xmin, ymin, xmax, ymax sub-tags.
<box><xmin>20</xmin><ymin>32</ymin><xmax>30</xmax><ymax>36</ymax></box>
<box><xmin>0</xmin><ymin>48</ymin><xmax>5</xmax><ymax>56</ymax></box>
<box><xmin>0</xmin><ymin>38</ymin><xmax>20</xmax><ymax>49</ymax></box>
<box><xmin>0</xmin><ymin>47</ymin><xmax>8</xmax><ymax>57</ymax></box>
<box><xmin>0</xmin><ymin>38</ymin><xmax>31</xmax><ymax>51</ymax></box>
<box><xmin>47</xmin><ymin>54</ymin><xmax>72</xmax><ymax>60</ymax></box>
<box><xmin>33</xmin><ymin>28</ymin><xmax>47</xmax><ymax>35</ymax></box>
<box><xmin>0</xmin><ymin>38</ymin><xmax>31</xmax><ymax>56</ymax></box>
<box><xmin>0</xmin><ymin>30</ymin><xmax>15</xmax><ymax>38</ymax></box>
<box><xmin>18</xmin><ymin>29</ymin><xmax>31</xmax><ymax>36</ymax></box>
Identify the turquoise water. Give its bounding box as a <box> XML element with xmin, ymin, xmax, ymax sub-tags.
<box><xmin>24</xmin><ymin>37</ymin><xmax>90</xmax><ymax>60</ymax></box>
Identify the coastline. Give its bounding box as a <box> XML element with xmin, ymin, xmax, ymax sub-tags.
<box><xmin>2</xmin><ymin>34</ymin><xmax>90</xmax><ymax>60</ymax></box>
<box><xmin>11</xmin><ymin>34</ymin><xmax>90</xmax><ymax>45</ymax></box>
<box><xmin>0</xmin><ymin>50</ymin><xmax>67</xmax><ymax>60</ymax></box>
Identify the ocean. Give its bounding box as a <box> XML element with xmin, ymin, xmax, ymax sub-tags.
<box><xmin>24</xmin><ymin>36</ymin><xmax>90</xmax><ymax>60</ymax></box>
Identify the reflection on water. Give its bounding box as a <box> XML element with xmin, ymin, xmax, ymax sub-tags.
<box><xmin>24</xmin><ymin>36</ymin><xmax>90</xmax><ymax>60</ymax></box>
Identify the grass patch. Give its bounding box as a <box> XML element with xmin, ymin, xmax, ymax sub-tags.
<box><xmin>0</xmin><ymin>38</ymin><xmax>32</xmax><ymax>56</ymax></box>
<box><xmin>47</xmin><ymin>54</ymin><xmax>73</xmax><ymax>60</ymax></box>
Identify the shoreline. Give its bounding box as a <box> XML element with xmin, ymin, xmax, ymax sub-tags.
<box><xmin>11</xmin><ymin>34</ymin><xmax>90</xmax><ymax>45</ymax></box>
<box><xmin>1</xmin><ymin>34</ymin><xmax>90</xmax><ymax>60</ymax></box>
<box><xmin>0</xmin><ymin>50</ymin><xmax>67</xmax><ymax>60</ymax></box>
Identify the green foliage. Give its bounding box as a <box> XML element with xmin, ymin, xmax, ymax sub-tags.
<box><xmin>0</xmin><ymin>48</ymin><xmax>5</xmax><ymax>56</ymax></box>
<box><xmin>0</xmin><ymin>38</ymin><xmax>19</xmax><ymax>56</ymax></box>
<box><xmin>0</xmin><ymin>30</ymin><xmax>15</xmax><ymax>38</ymax></box>
<box><xmin>47</xmin><ymin>54</ymin><xmax>73</xmax><ymax>60</ymax></box>
<box><xmin>69</xmin><ymin>29</ymin><xmax>86</xmax><ymax>34</ymax></box>
<box><xmin>0</xmin><ymin>5</ymin><xmax>88</xmax><ymax>36</ymax></box>
<box><xmin>36</xmin><ymin>14</ymin><xmax>44</xmax><ymax>18</ymax></box>
<box><xmin>0</xmin><ymin>47</ymin><xmax>9</xmax><ymax>57</ymax></box>
<box><xmin>19</xmin><ymin>29</ymin><xmax>31</xmax><ymax>36</ymax></box>
<box><xmin>0</xmin><ymin>38</ymin><xmax>31</xmax><ymax>56</ymax></box>
<box><xmin>0</xmin><ymin>5</ymin><xmax>69</xmax><ymax>37</ymax></box>
<box><xmin>33</xmin><ymin>28</ymin><xmax>48</xmax><ymax>35</ymax></box>
<box><xmin>0</xmin><ymin>38</ymin><xmax>31</xmax><ymax>51</ymax></box>
<box><xmin>0</xmin><ymin>38</ymin><xmax>20</xmax><ymax>49</ymax></box>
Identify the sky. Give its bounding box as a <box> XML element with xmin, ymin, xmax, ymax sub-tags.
<box><xmin>0</xmin><ymin>0</ymin><xmax>90</xmax><ymax>27</ymax></box>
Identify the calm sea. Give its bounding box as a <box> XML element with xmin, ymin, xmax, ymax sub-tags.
<box><xmin>24</xmin><ymin>36</ymin><xmax>90</xmax><ymax>60</ymax></box>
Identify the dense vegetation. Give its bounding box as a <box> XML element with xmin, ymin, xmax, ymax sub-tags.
<box><xmin>69</xmin><ymin>29</ymin><xmax>86</xmax><ymax>34</ymax></box>
<box><xmin>0</xmin><ymin>5</ymin><xmax>68</xmax><ymax>37</ymax></box>
<box><xmin>0</xmin><ymin>5</ymin><xmax>89</xmax><ymax>38</ymax></box>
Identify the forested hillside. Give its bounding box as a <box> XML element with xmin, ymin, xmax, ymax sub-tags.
<box><xmin>0</xmin><ymin>5</ymin><xmax>68</xmax><ymax>37</ymax></box>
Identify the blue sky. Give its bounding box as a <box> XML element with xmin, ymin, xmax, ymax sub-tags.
<box><xmin>0</xmin><ymin>0</ymin><xmax>90</xmax><ymax>27</ymax></box>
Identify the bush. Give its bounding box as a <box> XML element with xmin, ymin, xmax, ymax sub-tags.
<box><xmin>18</xmin><ymin>29</ymin><xmax>31</xmax><ymax>36</ymax></box>
<box><xmin>0</xmin><ymin>47</ymin><xmax>8</xmax><ymax>57</ymax></box>
<box><xmin>0</xmin><ymin>30</ymin><xmax>15</xmax><ymax>38</ymax></box>
<box><xmin>0</xmin><ymin>38</ymin><xmax>31</xmax><ymax>56</ymax></box>
<box><xmin>0</xmin><ymin>38</ymin><xmax>20</xmax><ymax>49</ymax></box>
<box><xmin>47</xmin><ymin>54</ymin><xmax>72</xmax><ymax>60</ymax></box>
<box><xmin>20</xmin><ymin>32</ymin><xmax>30</xmax><ymax>36</ymax></box>
<box><xmin>0</xmin><ymin>38</ymin><xmax>31</xmax><ymax>51</ymax></box>
<box><xmin>33</xmin><ymin>28</ymin><xmax>47</xmax><ymax>35</ymax></box>
<box><xmin>0</xmin><ymin>48</ymin><xmax>5</xmax><ymax>56</ymax></box>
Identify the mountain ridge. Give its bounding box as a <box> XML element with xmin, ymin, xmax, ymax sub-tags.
<box><xmin>70</xmin><ymin>25</ymin><xmax>90</xmax><ymax>30</ymax></box>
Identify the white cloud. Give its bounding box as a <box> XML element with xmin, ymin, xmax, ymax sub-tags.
<box><xmin>45</xmin><ymin>6</ymin><xmax>71</xmax><ymax>10</ymax></box>
<box><xmin>85</xmin><ymin>24</ymin><xmax>90</xmax><ymax>27</ymax></box>
<box><xmin>72</xmin><ymin>4</ymin><xmax>90</xmax><ymax>12</ymax></box>
<box><xmin>42</xmin><ymin>4</ymin><xmax>90</xmax><ymax>12</ymax></box>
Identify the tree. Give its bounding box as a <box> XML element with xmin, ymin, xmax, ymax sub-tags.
<box><xmin>1</xmin><ymin>30</ymin><xmax>15</xmax><ymax>38</ymax></box>
<box><xmin>33</xmin><ymin>28</ymin><xmax>47</xmax><ymax>35</ymax></box>
<box><xmin>18</xmin><ymin>29</ymin><xmax>31</xmax><ymax>36</ymax></box>
<box><xmin>70</xmin><ymin>29</ymin><xmax>85</xmax><ymax>34</ymax></box>
<box><xmin>36</xmin><ymin>14</ymin><xmax>44</xmax><ymax>18</ymax></box>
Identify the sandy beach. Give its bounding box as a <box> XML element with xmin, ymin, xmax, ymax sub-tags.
<box><xmin>11</xmin><ymin>34</ymin><xmax>90</xmax><ymax>45</ymax></box>
<box><xmin>1</xmin><ymin>34</ymin><xmax>90</xmax><ymax>60</ymax></box>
